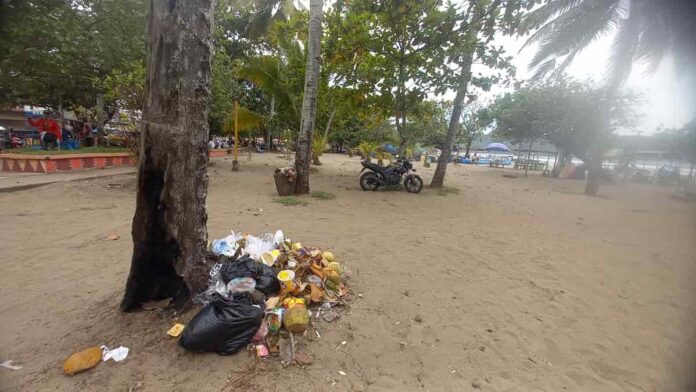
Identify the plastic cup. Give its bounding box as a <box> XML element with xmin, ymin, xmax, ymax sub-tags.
<box><xmin>261</xmin><ymin>249</ymin><xmax>281</xmax><ymax>266</ymax></box>
<box><xmin>277</xmin><ymin>270</ymin><xmax>295</xmax><ymax>292</ymax></box>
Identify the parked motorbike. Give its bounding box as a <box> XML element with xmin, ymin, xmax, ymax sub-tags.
<box><xmin>359</xmin><ymin>158</ymin><xmax>423</xmax><ymax>193</ymax></box>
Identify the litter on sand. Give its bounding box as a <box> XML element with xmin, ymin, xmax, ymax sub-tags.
<box><xmin>178</xmin><ymin>229</ymin><xmax>353</xmax><ymax>366</ymax></box>
<box><xmin>63</xmin><ymin>347</ymin><xmax>103</xmax><ymax>375</ymax></box>
<box><xmin>101</xmin><ymin>346</ymin><xmax>129</xmax><ymax>362</ymax></box>
<box><xmin>167</xmin><ymin>323</ymin><xmax>186</xmax><ymax>337</ymax></box>
<box><xmin>1</xmin><ymin>360</ymin><xmax>23</xmax><ymax>370</ymax></box>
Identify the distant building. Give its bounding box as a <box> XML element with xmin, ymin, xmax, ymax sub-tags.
<box><xmin>0</xmin><ymin>107</ymin><xmax>28</xmax><ymax>130</ymax></box>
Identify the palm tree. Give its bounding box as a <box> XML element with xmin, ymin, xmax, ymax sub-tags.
<box><xmin>525</xmin><ymin>0</ymin><xmax>696</xmax><ymax>195</ymax></box>
<box><xmin>238</xmin><ymin>56</ymin><xmax>299</xmax><ymax>128</ymax></box>
<box><xmin>525</xmin><ymin>0</ymin><xmax>696</xmax><ymax>89</ymax></box>
<box><xmin>294</xmin><ymin>0</ymin><xmax>323</xmax><ymax>194</ymax></box>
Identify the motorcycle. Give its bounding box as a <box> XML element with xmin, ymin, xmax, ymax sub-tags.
<box><xmin>359</xmin><ymin>157</ymin><xmax>423</xmax><ymax>193</ymax></box>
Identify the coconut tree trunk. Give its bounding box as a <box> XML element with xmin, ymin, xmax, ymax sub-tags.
<box><xmin>121</xmin><ymin>0</ymin><xmax>214</xmax><ymax>312</ymax></box>
<box><xmin>294</xmin><ymin>0</ymin><xmax>322</xmax><ymax>194</ymax></box>
<box><xmin>313</xmin><ymin>108</ymin><xmax>335</xmax><ymax>166</ymax></box>
<box><xmin>431</xmin><ymin>51</ymin><xmax>473</xmax><ymax>188</ymax></box>
<box><xmin>267</xmin><ymin>95</ymin><xmax>275</xmax><ymax>150</ymax></box>
<box><xmin>585</xmin><ymin>160</ymin><xmax>601</xmax><ymax>195</ymax></box>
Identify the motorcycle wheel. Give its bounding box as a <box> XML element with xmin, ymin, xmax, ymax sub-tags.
<box><xmin>360</xmin><ymin>172</ymin><xmax>380</xmax><ymax>191</ymax></box>
<box><xmin>404</xmin><ymin>175</ymin><xmax>423</xmax><ymax>193</ymax></box>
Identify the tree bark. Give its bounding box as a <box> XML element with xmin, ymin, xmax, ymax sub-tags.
<box><xmin>551</xmin><ymin>149</ymin><xmax>568</xmax><ymax>178</ymax></box>
<box><xmin>294</xmin><ymin>0</ymin><xmax>322</xmax><ymax>194</ymax></box>
<box><xmin>465</xmin><ymin>137</ymin><xmax>473</xmax><ymax>158</ymax></box>
<box><xmin>585</xmin><ymin>159</ymin><xmax>601</xmax><ymax>195</ymax></box>
<box><xmin>121</xmin><ymin>0</ymin><xmax>214</xmax><ymax>312</ymax></box>
<box><xmin>313</xmin><ymin>108</ymin><xmax>335</xmax><ymax>165</ymax></box>
<box><xmin>430</xmin><ymin>52</ymin><xmax>473</xmax><ymax>188</ymax></box>
<box><xmin>267</xmin><ymin>95</ymin><xmax>275</xmax><ymax>150</ymax></box>
<box><xmin>524</xmin><ymin>139</ymin><xmax>533</xmax><ymax>177</ymax></box>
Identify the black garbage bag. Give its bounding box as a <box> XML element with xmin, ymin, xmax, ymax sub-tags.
<box><xmin>219</xmin><ymin>256</ymin><xmax>281</xmax><ymax>297</ymax></box>
<box><xmin>179</xmin><ymin>295</ymin><xmax>264</xmax><ymax>355</ymax></box>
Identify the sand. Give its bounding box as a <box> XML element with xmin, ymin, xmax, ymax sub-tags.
<box><xmin>0</xmin><ymin>153</ymin><xmax>694</xmax><ymax>392</ymax></box>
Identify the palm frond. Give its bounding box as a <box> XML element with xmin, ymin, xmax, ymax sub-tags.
<box><xmin>525</xmin><ymin>0</ymin><xmax>588</xmax><ymax>30</ymax></box>
<box><xmin>530</xmin><ymin>59</ymin><xmax>557</xmax><ymax>81</ymax></box>
<box><xmin>238</xmin><ymin>107</ymin><xmax>265</xmax><ymax>131</ymax></box>
<box><xmin>238</xmin><ymin>56</ymin><xmax>293</xmax><ymax>108</ymax></box>
<box><xmin>528</xmin><ymin>0</ymin><xmax>622</xmax><ymax>70</ymax></box>
<box><xmin>634</xmin><ymin>0</ymin><xmax>668</xmax><ymax>75</ymax></box>
<box><xmin>225</xmin><ymin>107</ymin><xmax>264</xmax><ymax>133</ymax></box>
<box><xmin>606</xmin><ymin>0</ymin><xmax>640</xmax><ymax>90</ymax></box>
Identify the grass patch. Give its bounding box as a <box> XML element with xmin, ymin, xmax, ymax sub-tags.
<box><xmin>436</xmin><ymin>186</ymin><xmax>460</xmax><ymax>196</ymax></box>
<box><xmin>273</xmin><ymin>196</ymin><xmax>308</xmax><ymax>206</ymax></box>
<box><xmin>9</xmin><ymin>146</ymin><xmax>129</xmax><ymax>155</ymax></box>
<box><xmin>310</xmin><ymin>191</ymin><xmax>336</xmax><ymax>200</ymax></box>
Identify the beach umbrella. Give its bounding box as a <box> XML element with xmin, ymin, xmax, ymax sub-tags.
<box><xmin>485</xmin><ymin>142</ymin><xmax>510</xmax><ymax>152</ymax></box>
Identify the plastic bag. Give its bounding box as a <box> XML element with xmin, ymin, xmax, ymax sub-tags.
<box><xmin>195</xmin><ymin>264</ymin><xmax>230</xmax><ymax>304</ymax></box>
<box><xmin>243</xmin><ymin>233</ymin><xmax>275</xmax><ymax>261</ymax></box>
<box><xmin>211</xmin><ymin>231</ymin><xmax>243</xmax><ymax>257</ymax></box>
<box><xmin>219</xmin><ymin>256</ymin><xmax>281</xmax><ymax>297</ymax></box>
<box><xmin>273</xmin><ymin>230</ymin><xmax>284</xmax><ymax>246</ymax></box>
<box><xmin>179</xmin><ymin>296</ymin><xmax>264</xmax><ymax>355</ymax></box>
<box><xmin>227</xmin><ymin>277</ymin><xmax>256</xmax><ymax>294</ymax></box>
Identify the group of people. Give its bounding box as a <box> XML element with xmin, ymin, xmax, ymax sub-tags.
<box><xmin>23</xmin><ymin>112</ymin><xmax>97</xmax><ymax>150</ymax></box>
<box><xmin>208</xmin><ymin>135</ymin><xmax>233</xmax><ymax>150</ymax></box>
<box><xmin>207</xmin><ymin>136</ymin><xmax>284</xmax><ymax>153</ymax></box>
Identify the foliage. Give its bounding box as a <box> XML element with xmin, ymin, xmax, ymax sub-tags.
<box><xmin>273</xmin><ymin>196</ymin><xmax>308</xmax><ymax>206</ymax></box>
<box><xmin>459</xmin><ymin>101</ymin><xmax>493</xmax><ymax>156</ymax></box>
<box><xmin>490</xmin><ymin>77</ymin><xmax>638</xmax><ymax>163</ymax></box>
<box><xmin>338</xmin><ymin>0</ymin><xmax>459</xmax><ymax>152</ymax></box>
<box><xmin>310</xmin><ymin>191</ymin><xmax>336</xmax><ymax>200</ymax></box>
<box><xmin>656</xmin><ymin>121</ymin><xmax>696</xmax><ymax>166</ymax></box>
<box><xmin>0</xmin><ymin>0</ymin><xmax>146</xmax><ymax>109</ymax></box>
<box><xmin>357</xmin><ymin>141</ymin><xmax>377</xmax><ymax>160</ymax></box>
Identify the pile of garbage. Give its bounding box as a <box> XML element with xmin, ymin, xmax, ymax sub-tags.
<box><xmin>179</xmin><ymin>230</ymin><xmax>349</xmax><ymax>365</ymax></box>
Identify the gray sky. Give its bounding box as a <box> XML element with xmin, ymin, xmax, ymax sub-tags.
<box><xmin>504</xmin><ymin>34</ymin><xmax>695</xmax><ymax>135</ymax></box>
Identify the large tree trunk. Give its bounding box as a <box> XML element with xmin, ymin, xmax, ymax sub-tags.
<box><xmin>294</xmin><ymin>0</ymin><xmax>322</xmax><ymax>194</ymax></box>
<box><xmin>431</xmin><ymin>52</ymin><xmax>473</xmax><ymax>188</ymax></box>
<box><xmin>585</xmin><ymin>160</ymin><xmax>601</xmax><ymax>195</ymax></box>
<box><xmin>121</xmin><ymin>0</ymin><xmax>214</xmax><ymax>312</ymax></box>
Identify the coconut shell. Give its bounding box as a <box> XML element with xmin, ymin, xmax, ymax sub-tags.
<box><xmin>63</xmin><ymin>346</ymin><xmax>103</xmax><ymax>375</ymax></box>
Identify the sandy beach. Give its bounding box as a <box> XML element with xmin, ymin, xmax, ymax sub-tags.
<box><xmin>0</xmin><ymin>152</ymin><xmax>694</xmax><ymax>391</ymax></box>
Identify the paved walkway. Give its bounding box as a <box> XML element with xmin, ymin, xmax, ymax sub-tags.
<box><xmin>0</xmin><ymin>166</ymin><xmax>136</xmax><ymax>192</ymax></box>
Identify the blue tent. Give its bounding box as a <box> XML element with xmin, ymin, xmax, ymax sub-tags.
<box><xmin>485</xmin><ymin>142</ymin><xmax>511</xmax><ymax>152</ymax></box>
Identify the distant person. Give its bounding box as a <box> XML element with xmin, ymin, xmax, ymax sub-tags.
<box><xmin>27</xmin><ymin>112</ymin><xmax>61</xmax><ymax>150</ymax></box>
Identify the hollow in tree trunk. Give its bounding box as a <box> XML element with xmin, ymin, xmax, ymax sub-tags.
<box><xmin>294</xmin><ymin>0</ymin><xmax>323</xmax><ymax>194</ymax></box>
<box><xmin>121</xmin><ymin>0</ymin><xmax>214</xmax><ymax>312</ymax></box>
